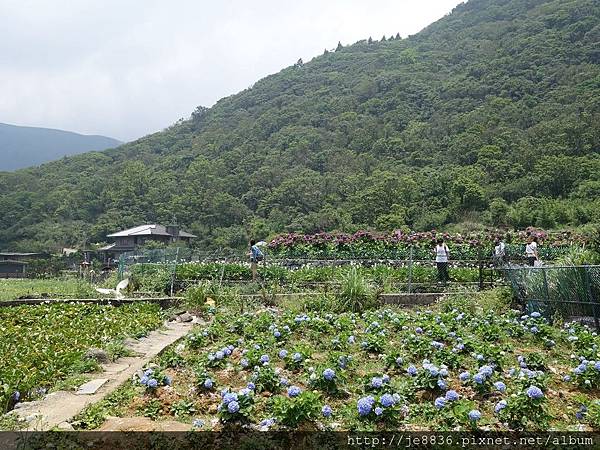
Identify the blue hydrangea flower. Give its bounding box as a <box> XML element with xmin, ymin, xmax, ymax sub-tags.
<box><xmin>274</xmin><ymin>330</ymin><xmax>281</xmax><ymax>338</ymax></box>
<box><xmin>215</xmin><ymin>351</ymin><xmax>225</xmax><ymax>360</ymax></box>
<box><xmin>323</xmin><ymin>368</ymin><xmax>336</xmax><ymax>381</ymax></box>
<box><xmin>380</xmin><ymin>393</ymin><xmax>395</xmax><ymax>407</ymax></box>
<box><xmin>227</xmin><ymin>401</ymin><xmax>240</xmax><ymax>414</ymax></box>
<box><xmin>292</xmin><ymin>353</ymin><xmax>302</xmax><ymax>362</ymax></box>
<box><xmin>322</xmin><ymin>404</ymin><xmax>333</xmax><ymax>417</ymax></box>
<box><xmin>415</xmin><ymin>327</ymin><xmax>423</xmax><ymax>334</ymax></box>
<box><xmin>144</xmin><ymin>368</ymin><xmax>154</xmax><ymax>376</ymax></box>
<box><xmin>357</xmin><ymin>396</ymin><xmax>374</xmax><ymax>416</ymax></box>
<box><xmin>280</xmin><ymin>377</ymin><xmax>289</xmax><ymax>386</ymax></box>
<box><xmin>279</xmin><ymin>349</ymin><xmax>288</xmax><ymax>359</ymax></box>
<box><xmin>222</xmin><ymin>392</ymin><xmax>238</xmax><ymax>405</ymax></box>
<box><xmin>445</xmin><ymin>390</ymin><xmax>459</xmax><ymax>401</ymax></box>
<box><xmin>439</xmin><ymin>368</ymin><xmax>448</xmax><ymax>377</ymax></box>
<box><xmin>437</xmin><ymin>379</ymin><xmax>448</xmax><ymax>390</ymax></box>
<box><xmin>494</xmin><ymin>400</ymin><xmax>507</xmax><ymax>413</ymax></box>
<box><xmin>531</xmin><ymin>312</ymin><xmax>541</xmax><ymax>318</ymax></box>
<box><xmin>260</xmin><ymin>354</ymin><xmax>270</xmax><ymax>364</ymax></box>
<box><xmin>203</xmin><ymin>378</ymin><xmax>213</xmax><ymax>389</ymax></box>
<box><xmin>223</xmin><ymin>347</ymin><xmax>232</xmax><ymax>356</ymax></box>
<box><xmin>434</xmin><ymin>397</ymin><xmax>446</xmax><ymax>409</ymax></box>
<box><xmin>247</xmin><ymin>382</ymin><xmax>256</xmax><ymax>390</ymax></box>
<box><xmin>407</xmin><ymin>365</ymin><xmax>418</xmax><ymax>376</ymax></box>
<box><xmin>473</xmin><ymin>373</ymin><xmax>485</xmax><ymax>384</ymax></box>
<box><xmin>563</xmin><ymin>375</ymin><xmax>571</xmax><ymax>382</ymax></box>
<box><xmin>140</xmin><ymin>375</ymin><xmax>149</xmax><ymax>385</ymax></box>
<box><xmin>287</xmin><ymin>386</ymin><xmax>302</xmax><ymax>397</ymax></box>
<box><xmin>374</xmin><ymin>407</ymin><xmax>383</xmax><ymax>416</ymax></box>
<box><xmin>530</xmin><ymin>326</ymin><xmax>539</xmax><ymax>334</ymax></box>
<box><xmin>348</xmin><ymin>335</ymin><xmax>355</xmax><ymax>344</ymax></box>
<box><xmin>395</xmin><ymin>357</ymin><xmax>403</xmax><ymax>366</ymax></box>
<box><xmin>468</xmin><ymin>409</ymin><xmax>482</xmax><ymax>421</ymax></box>
<box><xmin>382</xmin><ymin>374</ymin><xmax>390</xmax><ymax>383</ymax></box>
<box><xmin>338</xmin><ymin>356</ymin><xmax>348</xmax><ymax>369</ymax></box>
<box><xmin>239</xmin><ymin>388</ymin><xmax>251</xmax><ymax>396</ymax></box>
<box><xmin>147</xmin><ymin>379</ymin><xmax>158</xmax><ymax>389</ymax></box>
<box><xmin>594</xmin><ymin>361</ymin><xmax>600</xmax><ymax>371</ymax></box>
<box><xmin>371</xmin><ymin>377</ymin><xmax>383</xmax><ymax>389</ymax></box>
<box><xmin>11</xmin><ymin>391</ymin><xmax>20</xmax><ymax>402</ymax></box>
<box><xmin>526</xmin><ymin>385</ymin><xmax>544</xmax><ymax>399</ymax></box>
<box><xmin>494</xmin><ymin>381</ymin><xmax>506</xmax><ymax>392</ymax></box>
<box><xmin>192</xmin><ymin>418</ymin><xmax>204</xmax><ymax>428</ymax></box>
<box><xmin>480</xmin><ymin>365</ymin><xmax>493</xmax><ymax>377</ymax></box>
<box><xmin>240</xmin><ymin>358</ymin><xmax>249</xmax><ymax>368</ymax></box>
<box><xmin>459</xmin><ymin>371</ymin><xmax>470</xmax><ymax>382</ymax></box>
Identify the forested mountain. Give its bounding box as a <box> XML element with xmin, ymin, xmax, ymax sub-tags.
<box><xmin>1</xmin><ymin>0</ymin><xmax>599</xmax><ymax>251</ymax></box>
<box><xmin>0</xmin><ymin>123</ymin><xmax>121</xmax><ymax>171</ymax></box>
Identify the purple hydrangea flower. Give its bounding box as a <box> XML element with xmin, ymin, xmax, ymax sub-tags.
<box><xmin>287</xmin><ymin>386</ymin><xmax>302</xmax><ymax>397</ymax></box>
<box><xmin>247</xmin><ymin>382</ymin><xmax>256</xmax><ymax>390</ymax></box>
<box><xmin>357</xmin><ymin>396</ymin><xmax>375</xmax><ymax>416</ymax></box>
<box><xmin>322</xmin><ymin>404</ymin><xmax>333</xmax><ymax>417</ymax></box>
<box><xmin>494</xmin><ymin>381</ymin><xmax>506</xmax><ymax>392</ymax></box>
<box><xmin>526</xmin><ymin>386</ymin><xmax>544</xmax><ymax>399</ymax></box>
<box><xmin>380</xmin><ymin>393</ymin><xmax>395</xmax><ymax>407</ymax></box>
<box><xmin>371</xmin><ymin>377</ymin><xmax>383</xmax><ymax>389</ymax></box>
<box><xmin>227</xmin><ymin>401</ymin><xmax>240</xmax><ymax>414</ymax></box>
<box><xmin>494</xmin><ymin>400</ymin><xmax>507</xmax><ymax>413</ymax></box>
<box><xmin>445</xmin><ymin>390</ymin><xmax>459</xmax><ymax>401</ymax></box>
<box><xmin>468</xmin><ymin>409</ymin><xmax>482</xmax><ymax>421</ymax></box>
<box><xmin>222</xmin><ymin>392</ymin><xmax>238</xmax><ymax>405</ymax></box>
<box><xmin>415</xmin><ymin>327</ymin><xmax>423</xmax><ymax>334</ymax></box>
<box><xmin>323</xmin><ymin>368</ymin><xmax>336</xmax><ymax>381</ymax></box>
<box><xmin>434</xmin><ymin>397</ymin><xmax>446</xmax><ymax>409</ymax></box>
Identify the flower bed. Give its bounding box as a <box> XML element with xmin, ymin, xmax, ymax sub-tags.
<box><xmin>81</xmin><ymin>297</ymin><xmax>600</xmax><ymax>431</ymax></box>
<box><xmin>0</xmin><ymin>303</ymin><xmax>165</xmax><ymax>411</ymax></box>
<box><xmin>267</xmin><ymin>229</ymin><xmax>584</xmax><ymax>260</ymax></box>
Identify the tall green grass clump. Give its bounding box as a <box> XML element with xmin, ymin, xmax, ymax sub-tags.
<box><xmin>335</xmin><ymin>266</ymin><xmax>375</xmax><ymax>312</ymax></box>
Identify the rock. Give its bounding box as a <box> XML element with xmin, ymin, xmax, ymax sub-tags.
<box><xmin>56</xmin><ymin>422</ymin><xmax>74</xmax><ymax>431</ymax></box>
<box><xmin>85</xmin><ymin>348</ymin><xmax>110</xmax><ymax>364</ymax></box>
<box><xmin>177</xmin><ymin>313</ymin><xmax>193</xmax><ymax>323</ymax></box>
<box><xmin>76</xmin><ymin>379</ymin><xmax>109</xmax><ymax>395</ymax></box>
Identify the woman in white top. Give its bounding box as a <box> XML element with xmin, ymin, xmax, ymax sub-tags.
<box><xmin>525</xmin><ymin>236</ymin><xmax>539</xmax><ymax>266</ymax></box>
<box><xmin>434</xmin><ymin>238</ymin><xmax>450</xmax><ymax>285</ymax></box>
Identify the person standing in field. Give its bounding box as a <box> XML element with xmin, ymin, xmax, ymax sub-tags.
<box><xmin>493</xmin><ymin>237</ymin><xmax>506</xmax><ymax>266</ymax></box>
<box><xmin>525</xmin><ymin>235</ymin><xmax>539</xmax><ymax>266</ymax></box>
<box><xmin>434</xmin><ymin>238</ymin><xmax>450</xmax><ymax>285</ymax></box>
<box><xmin>248</xmin><ymin>239</ymin><xmax>264</xmax><ymax>281</ymax></box>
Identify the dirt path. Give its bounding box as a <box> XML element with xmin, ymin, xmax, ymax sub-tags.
<box><xmin>10</xmin><ymin>319</ymin><xmax>196</xmax><ymax>431</ymax></box>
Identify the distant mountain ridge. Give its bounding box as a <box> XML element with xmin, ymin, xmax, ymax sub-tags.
<box><xmin>0</xmin><ymin>122</ymin><xmax>121</xmax><ymax>171</ymax></box>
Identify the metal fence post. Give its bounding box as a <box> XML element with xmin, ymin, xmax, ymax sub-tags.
<box><xmin>170</xmin><ymin>247</ymin><xmax>179</xmax><ymax>297</ymax></box>
<box><xmin>478</xmin><ymin>247</ymin><xmax>483</xmax><ymax>291</ymax></box>
<box><xmin>584</xmin><ymin>267</ymin><xmax>600</xmax><ymax>331</ymax></box>
<box><xmin>407</xmin><ymin>246</ymin><xmax>413</xmax><ymax>294</ymax></box>
<box><xmin>541</xmin><ymin>267</ymin><xmax>550</xmax><ymax>305</ymax></box>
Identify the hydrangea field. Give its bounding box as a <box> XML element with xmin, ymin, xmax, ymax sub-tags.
<box><xmin>75</xmin><ymin>292</ymin><xmax>600</xmax><ymax>431</ymax></box>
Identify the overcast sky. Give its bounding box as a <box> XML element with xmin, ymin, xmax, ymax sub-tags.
<box><xmin>0</xmin><ymin>0</ymin><xmax>463</xmax><ymax>142</ymax></box>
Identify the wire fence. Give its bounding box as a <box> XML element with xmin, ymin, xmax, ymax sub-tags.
<box><xmin>503</xmin><ymin>265</ymin><xmax>600</xmax><ymax>330</ymax></box>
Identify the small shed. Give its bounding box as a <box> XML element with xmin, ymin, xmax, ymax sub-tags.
<box><xmin>0</xmin><ymin>259</ymin><xmax>28</xmax><ymax>278</ymax></box>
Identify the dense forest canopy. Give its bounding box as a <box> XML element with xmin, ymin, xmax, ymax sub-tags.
<box><xmin>1</xmin><ymin>0</ymin><xmax>599</xmax><ymax>251</ymax></box>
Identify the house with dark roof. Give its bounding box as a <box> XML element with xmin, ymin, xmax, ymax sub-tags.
<box><xmin>0</xmin><ymin>259</ymin><xmax>28</xmax><ymax>278</ymax></box>
<box><xmin>98</xmin><ymin>224</ymin><xmax>196</xmax><ymax>262</ymax></box>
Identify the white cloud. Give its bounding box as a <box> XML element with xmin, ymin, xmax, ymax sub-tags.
<box><xmin>0</xmin><ymin>0</ymin><xmax>463</xmax><ymax>141</ymax></box>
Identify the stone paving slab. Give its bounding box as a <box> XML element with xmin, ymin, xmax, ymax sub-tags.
<box><xmin>76</xmin><ymin>379</ymin><xmax>108</xmax><ymax>395</ymax></box>
<box><xmin>10</xmin><ymin>320</ymin><xmax>194</xmax><ymax>431</ymax></box>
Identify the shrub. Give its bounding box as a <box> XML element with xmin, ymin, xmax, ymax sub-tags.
<box><xmin>335</xmin><ymin>267</ymin><xmax>375</xmax><ymax>313</ymax></box>
<box><xmin>271</xmin><ymin>390</ymin><xmax>321</xmax><ymax>427</ymax></box>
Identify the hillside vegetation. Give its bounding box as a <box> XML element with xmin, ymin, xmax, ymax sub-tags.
<box><xmin>1</xmin><ymin>0</ymin><xmax>599</xmax><ymax>251</ymax></box>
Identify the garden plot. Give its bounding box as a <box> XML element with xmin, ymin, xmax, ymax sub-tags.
<box><xmin>74</xmin><ymin>291</ymin><xmax>600</xmax><ymax>431</ymax></box>
<box><xmin>0</xmin><ymin>302</ymin><xmax>165</xmax><ymax>416</ymax></box>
